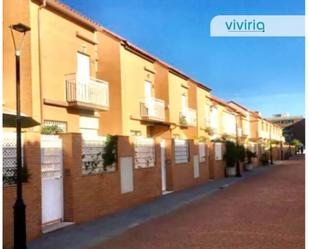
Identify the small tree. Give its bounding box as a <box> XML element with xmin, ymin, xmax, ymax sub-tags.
<box><xmin>246</xmin><ymin>149</ymin><xmax>256</xmax><ymax>164</ymax></box>
<box><xmin>236</xmin><ymin>144</ymin><xmax>246</xmax><ymax>162</ymax></box>
<box><xmin>290</xmin><ymin>139</ymin><xmax>302</xmax><ymax>152</ymax></box>
<box><xmin>223</xmin><ymin>141</ymin><xmax>237</xmax><ymax>168</ymax></box>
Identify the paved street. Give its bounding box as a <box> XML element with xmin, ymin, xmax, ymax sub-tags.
<box><xmin>95</xmin><ymin>156</ymin><xmax>304</xmax><ymax>249</ymax></box>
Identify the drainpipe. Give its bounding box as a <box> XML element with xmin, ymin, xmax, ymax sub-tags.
<box><xmin>37</xmin><ymin>0</ymin><xmax>46</xmax><ymax>124</ymax></box>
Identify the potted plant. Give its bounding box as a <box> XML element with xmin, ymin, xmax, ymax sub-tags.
<box><xmin>179</xmin><ymin>115</ymin><xmax>188</xmax><ymax>126</ymax></box>
<box><xmin>245</xmin><ymin>149</ymin><xmax>256</xmax><ymax>171</ymax></box>
<box><xmin>205</xmin><ymin>127</ymin><xmax>214</xmax><ymax>136</ymax></box>
<box><xmin>223</xmin><ymin>141</ymin><xmax>237</xmax><ymax>176</ymax></box>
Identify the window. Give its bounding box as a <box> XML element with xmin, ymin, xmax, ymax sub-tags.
<box><xmin>80</xmin><ymin>116</ymin><xmax>99</xmax><ymax>137</ymax></box>
<box><xmin>223</xmin><ymin>112</ymin><xmax>236</xmax><ymax>134</ymax></box>
<box><xmin>210</xmin><ymin>107</ymin><xmax>218</xmax><ymax>129</ymax></box>
<box><xmin>174</xmin><ymin>139</ymin><xmax>189</xmax><ymax>164</ymax></box>
<box><xmin>130</xmin><ymin>130</ymin><xmax>142</xmax><ymax>136</ymax></box>
<box><xmin>44</xmin><ymin>120</ymin><xmax>67</xmax><ymax>132</ymax></box>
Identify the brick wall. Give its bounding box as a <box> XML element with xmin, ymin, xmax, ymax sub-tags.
<box><xmin>60</xmin><ymin>134</ymin><xmax>162</xmax><ymax>223</ymax></box>
<box><xmin>3</xmin><ymin>132</ymin><xmax>42</xmax><ymax>249</ymax></box>
<box><xmin>193</xmin><ymin>143</ymin><xmax>209</xmax><ymax>185</ymax></box>
<box><xmin>208</xmin><ymin>142</ymin><xmax>225</xmax><ymax>179</ymax></box>
<box><xmin>166</xmin><ymin>140</ymin><xmax>209</xmax><ymax>192</ymax></box>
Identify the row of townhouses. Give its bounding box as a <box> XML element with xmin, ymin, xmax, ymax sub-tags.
<box><xmin>3</xmin><ymin>0</ymin><xmax>289</xmax><ymax>248</ymax></box>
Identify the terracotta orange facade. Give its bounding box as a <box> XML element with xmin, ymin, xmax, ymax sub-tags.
<box><xmin>3</xmin><ymin>1</ymin><xmax>286</xmax><ymax>248</ymax></box>
<box><xmin>3</xmin><ymin>0</ymin><xmax>284</xmax><ymax>144</ymax></box>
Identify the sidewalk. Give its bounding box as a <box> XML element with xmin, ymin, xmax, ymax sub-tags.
<box><xmin>29</xmin><ymin>164</ymin><xmax>279</xmax><ymax>249</ymax></box>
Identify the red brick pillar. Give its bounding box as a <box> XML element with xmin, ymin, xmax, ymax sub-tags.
<box><xmin>208</xmin><ymin>141</ymin><xmax>215</xmax><ymax>179</ymax></box>
<box><xmin>60</xmin><ymin>133</ymin><xmax>82</xmax><ymax>222</ymax></box>
<box><xmin>117</xmin><ymin>136</ymin><xmax>133</xmax><ymax>157</ymax></box>
<box><xmin>165</xmin><ymin>139</ymin><xmax>174</xmax><ymax>191</ymax></box>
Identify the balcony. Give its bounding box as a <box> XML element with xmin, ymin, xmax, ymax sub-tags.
<box><xmin>65</xmin><ymin>74</ymin><xmax>109</xmax><ymax>110</ymax></box>
<box><xmin>204</xmin><ymin>119</ymin><xmax>216</xmax><ymax>135</ymax></box>
<box><xmin>179</xmin><ymin>108</ymin><xmax>197</xmax><ymax>127</ymax></box>
<box><xmin>140</xmin><ymin>97</ymin><xmax>165</xmax><ymax>122</ymax></box>
<box><xmin>258</xmin><ymin>130</ymin><xmax>270</xmax><ymax>139</ymax></box>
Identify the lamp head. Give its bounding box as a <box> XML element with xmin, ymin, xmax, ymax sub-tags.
<box><xmin>10</xmin><ymin>23</ymin><xmax>31</xmax><ymax>33</ymax></box>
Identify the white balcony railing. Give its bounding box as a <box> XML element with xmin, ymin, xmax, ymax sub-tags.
<box><xmin>179</xmin><ymin>108</ymin><xmax>197</xmax><ymax>126</ymax></box>
<box><xmin>65</xmin><ymin>74</ymin><xmax>109</xmax><ymax>110</ymax></box>
<box><xmin>140</xmin><ymin>97</ymin><xmax>165</xmax><ymax>122</ymax></box>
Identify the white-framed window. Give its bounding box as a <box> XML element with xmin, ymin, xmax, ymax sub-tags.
<box><xmin>210</xmin><ymin>106</ymin><xmax>218</xmax><ymax>129</ymax></box>
<box><xmin>223</xmin><ymin>112</ymin><xmax>236</xmax><ymax>134</ymax></box>
<box><xmin>174</xmin><ymin>139</ymin><xmax>189</xmax><ymax>164</ymax></box>
<box><xmin>80</xmin><ymin>116</ymin><xmax>99</xmax><ymax>137</ymax></box>
<box><xmin>130</xmin><ymin>130</ymin><xmax>142</xmax><ymax>137</ymax></box>
<box><xmin>199</xmin><ymin>143</ymin><xmax>206</xmax><ymax>162</ymax></box>
<box><xmin>44</xmin><ymin>120</ymin><xmax>67</xmax><ymax>132</ymax></box>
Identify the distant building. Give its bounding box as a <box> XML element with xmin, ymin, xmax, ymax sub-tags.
<box><xmin>283</xmin><ymin>119</ymin><xmax>305</xmax><ymax>147</ymax></box>
<box><xmin>267</xmin><ymin>113</ymin><xmax>304</xmax><ymax>128</ymax></box>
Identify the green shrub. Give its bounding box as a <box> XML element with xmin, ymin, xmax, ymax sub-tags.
<box><xmin>246</xmin><ymin>150</ymin><xmax>256</xmax><ymax>164</ymax></box>
<box><xmin>102</xmin><ymin>135</ymin><xmax>118</xmax><ymax>171</ymax></box>
<box><xmin>223</xmin><ymin>141</ymin><xmax>237</xmax><ymax>168</ymax></box>
<box><xmin>41</xmin><ymin>125</ymin><xmax>63</xmax><ymax>135</ymax></box>
<box><xmin>236</xmin><ymin>145</ymin><xmax>246</xmax><ymax>162</ymax></box>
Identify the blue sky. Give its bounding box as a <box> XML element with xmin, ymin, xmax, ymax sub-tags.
<box><xmin>63</xmin><ymin>0</ymin><xmax>305</xmax><ymax>117</ymax></box>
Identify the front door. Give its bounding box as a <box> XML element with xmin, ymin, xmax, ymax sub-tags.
<box><xmin>77</xmin><ymin>52</ymin><xmax>90</xmax><ymax>82</ymax></box>
<box><xmin>144</xmin><ymin>80</ymin><xmax>152</xmax><ymax>98</ymax></box>
<box><xmin>76</xmin><ymin>52</ymin><xmax>90</xmax><ymax>101</ymax></box>
<box><xmin>41</xmin><ymin>135</ymin><xmax>64</xmax><ymax>226</ymax></box>
<box><xmin>160</xmin><ymin>140</ymin><xmax>167</xmax><ymax>192</ymax></box>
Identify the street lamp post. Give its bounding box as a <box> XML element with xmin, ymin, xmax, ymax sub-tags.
<box><xmin>10</xmin><ymin>23</ymin><xmax>31</xmax><ymax>249</ymax></box>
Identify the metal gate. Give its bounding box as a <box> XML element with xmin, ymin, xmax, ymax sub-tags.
<box><xmin>41</xmin><ymin>135</ymin><xmax>64</xmax><ymax>225</ymax></box>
